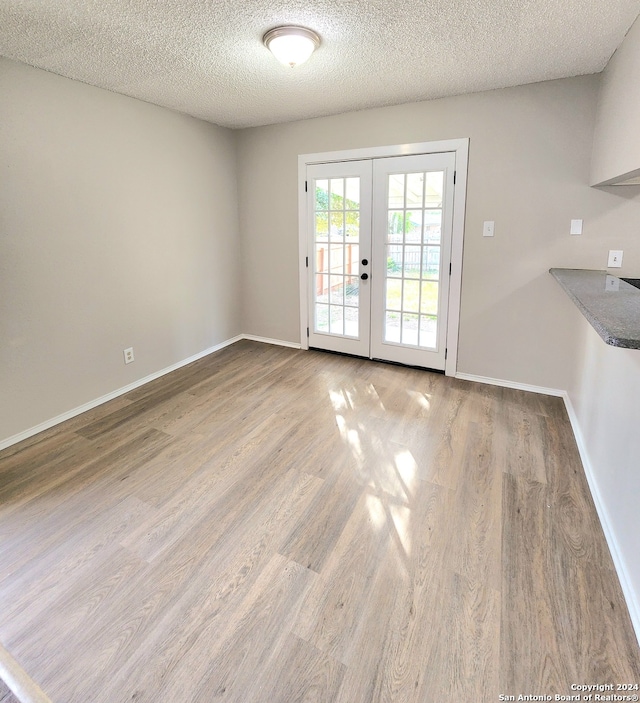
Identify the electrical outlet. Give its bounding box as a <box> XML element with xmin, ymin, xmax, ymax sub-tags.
<box><xmin>123</xmin><ymin>347</ymin><xmax>135</xmax><ymax>364</ymax></box>
<box><xmin>483</xmin><ymin>221</ymin><xmax>494</xmax><ymax>237</ymax></box>
<box><xmin>570</xmin><ymin>219</ymin><xmax>583</xmax><ymax>235</ymax></box>
<box><xmin>608</xmin><ymin>250</ymin><xmax>623</xmax><ymax>268</ymax></box>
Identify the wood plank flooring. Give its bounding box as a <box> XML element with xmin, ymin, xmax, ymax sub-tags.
<box><xmin>0</xmin><ymin>340</ymin><xmax>638</xmax><ymax>702</ymax></box>
<box><xmin>0</xmin><ymin>679</ymin><xmax>19</xmax><ymax>703</ymax></box>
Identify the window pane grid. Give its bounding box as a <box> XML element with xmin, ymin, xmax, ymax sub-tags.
<box><xmin>383</xmin><ymin>170</ymin><xmax>443</xmax><ymax>349</ymax></box>
<box><xmin>314</xmin><ymin>177</ymin><xmax>361</xmax><ymax>338</ymax></box>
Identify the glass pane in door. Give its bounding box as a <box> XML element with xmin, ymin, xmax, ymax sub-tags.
<box><xmin>384</xmin><ymin>170</ymin><xmax>444</xmax><ymax>349</ymax></box>
<box><xmin>313</xmin><ymin>177</ymin><xmax>360</xmax><ymax>337</ymax></box>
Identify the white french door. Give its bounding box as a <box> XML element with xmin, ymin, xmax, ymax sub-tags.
<box><xmin>371</xmin><ymin>152</ymin><xmax>455</xmax><ymax>368</ymax></box>
<box><xmin>307</xmin><ymin>160</ymin><xmax>372</xmax><ymax>357</ymax></box>
<box><xmin>306</xmin><ymin>151</ymin><xmax>457</xmax><ymax>372</ymax></box>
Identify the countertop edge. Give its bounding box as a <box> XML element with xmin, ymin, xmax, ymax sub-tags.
<box><xmin>549</xmin><ymin>268</ymin><xmax>640</xmax><ymax>350</ymax></box>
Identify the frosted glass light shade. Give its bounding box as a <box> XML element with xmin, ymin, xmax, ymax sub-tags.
<box><xmin>263</xmin><ymin>26</ymin><xmax>320</xmax><ymax>68</ymax></box>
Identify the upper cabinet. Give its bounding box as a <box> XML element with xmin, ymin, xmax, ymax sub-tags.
<box><xmin>591</xmin><ymin>14</ymin><xmax>640</xmax><ymax>186</ymax></box>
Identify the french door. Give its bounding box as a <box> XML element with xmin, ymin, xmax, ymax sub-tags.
<box><xmin>306</xmin><ymin>151</ymin><xmax>456</xmax><ymax>371</ymax></box>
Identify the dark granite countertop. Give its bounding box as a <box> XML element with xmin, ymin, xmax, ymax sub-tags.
<box><xmin>550</xmin><ymin>268</ymin><xmax>640</xmax><ymax>349</ymax></box>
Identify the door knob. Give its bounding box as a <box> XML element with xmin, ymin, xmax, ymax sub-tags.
<box><xmin>361</xmin><ymin>273</ymin><xmax>369</xmax><ymax>280</ymax></box>
<box><xmin>361</xmin><ymin>258</ymin><xmax>369</xmax><ymax>266</ymax></box>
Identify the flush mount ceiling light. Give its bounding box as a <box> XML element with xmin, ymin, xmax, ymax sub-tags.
<box><xmin>263</xmin><ymin>26</ymin><xmax>320</xmax><ymax>68</ymax></box>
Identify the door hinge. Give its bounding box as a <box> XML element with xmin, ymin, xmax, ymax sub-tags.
<box><xmin>307</xmin><ymin>327</ymin><xmax>309</xmax><ymax>337</ymax></box>
<box><xmin>305</xmin><ymin>181</ymin><xmax>308</xmax><ymax>192</ymax></box>
<box><xmin>453</xmin><ymin>170</ymin><xmax>456</xmax><ymax>184</ymax></box>
<box><xmin>445</xmin><ymin>348</ymin><xmax>448</xmax><ymax>360</ymax></box>
<box><xmin>449</xmin><ymin>262</ymin><xmax>452</xmax><ymax>275</ymax></box>
<box><xmin>306</xmin><ymin>256</ymin><xmax>309</xmax><ymax>267</ymax></box>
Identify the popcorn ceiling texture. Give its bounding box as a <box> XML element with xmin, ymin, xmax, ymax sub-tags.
<box><xmin>1</xmin><ymin>0</ymin><xmax>639</xmax><ymax>128</ymax></box>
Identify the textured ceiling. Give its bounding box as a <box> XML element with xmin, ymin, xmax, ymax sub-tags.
<box><xmin>1</xmin><ymin>0</ymin><xmax>639</xmax><ymax>129</ymax></box>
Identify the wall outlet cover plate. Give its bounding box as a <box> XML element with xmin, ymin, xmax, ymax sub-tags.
<box><xmin>483</xmin><ymin>221</ymin><xmax>494</xmax><ymax>237</ymax></box>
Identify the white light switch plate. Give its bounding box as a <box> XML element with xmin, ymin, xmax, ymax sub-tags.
<box><xmin>570</xmin><ymin>219</ymin><xmax>583</xmax><ymax>235</ymax></box>
<box><xmin>483</xmin><ymin>221</ymin><xmax>494</xmax><ymax>237</ymax></box>
<box><xmin>608</xmin><ymin>250</ymin><xmax>623</xmax><ymax>268</ymax></box>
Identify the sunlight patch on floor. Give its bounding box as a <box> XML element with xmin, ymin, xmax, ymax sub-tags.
<box><xmin>394</xmin><ymin>449</ymin><xmax>419</xmax><ymax>495</ymax></box>
<box><xmin>408</xmin><ymin>390</ymin><xmax>431</xmax><ymax>410</ymax></box>
<box><xmin>389</xmin><ymin>503</ymin><xmax>412</xmax><ymax>556</ymax></box>
<box><xmin>365</xmin><ymin>493</ymin><xmax>387</xmax><ymax>530</ymax></box>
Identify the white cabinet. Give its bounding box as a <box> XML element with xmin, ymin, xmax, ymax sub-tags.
<box><xmin>591</xmin><ymin>15</ymin><xmax>640</xmax><ymax>186</ymax></box>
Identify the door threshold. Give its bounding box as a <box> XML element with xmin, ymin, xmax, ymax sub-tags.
<box><xmin>309</xmin><ymin>347</ymin><xmax>444</xmax><ymax>374</ymax></box>
<box><xmin>371</xmin><ymin>357</ymin><xmax>445</xmax><ymax>374</ymax></box>
<box><xmin>309</xmin><ymin>347</ymin><xmax>369</xmax><ymax>361</ymax></box>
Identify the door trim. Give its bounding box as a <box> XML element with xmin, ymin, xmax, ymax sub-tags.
<box><xmin>298</xmin><ymin>138</ymin><xmax>469</xmax><ymax>377</ymax></box>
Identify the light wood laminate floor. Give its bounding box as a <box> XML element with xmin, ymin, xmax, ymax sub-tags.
<box><xmin>0</xmin><ymin>340</ymin><xmax>638</xmax><ymax>702</ymax></box>
<box><xmin>0</xmin><ymin>679</ymin><xmax>19</xmax><ymax>703</ymax></box>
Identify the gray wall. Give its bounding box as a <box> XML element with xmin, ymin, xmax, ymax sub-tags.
<box><xmin>0</xmin><ymin>58</ymin><xmax>241</xmax><ymax>442</ymax></box>
<box><xmin>236</xmin><ymin>75</ymin><xmax>640</xmax><ymax>389</ymax></box>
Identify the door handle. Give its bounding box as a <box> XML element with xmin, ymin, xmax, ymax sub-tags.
<box><xmin>361</xmin><ymin>258</ymin><xmax>369</xmax><ymax>266</ymax></box>
<box><xmin>361</xmin><ymin>273</ymin><xmax>369</xmax><ymax>280</ymax></box>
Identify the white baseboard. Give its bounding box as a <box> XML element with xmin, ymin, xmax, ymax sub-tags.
<box><xmin>0</xmin><ymin>641</ymin><xmax>51</xmax><ymax>703</ymax></box>
<box><xmin>0</xmin><ymin>335</ymin><xmax>243</xmax><ymax>452</ymax></box>
<box><xmin>455</xmin><ymin>372</ymin><xmax>564</xmax><ymax>397</ymax></box>
<box><xmin>561</xmin><ymin>392</ymin><xmax>640</xmax><ymax>648</ymax></box>
<box><xmin>0</xmin><ymin>334</ymin><xmax>302</xmax><ymax>452</ymax></box>
<box><xmin>242</xmin><ymin>334</ymin><xmax>301</xmax><ymax>349</ymax></box>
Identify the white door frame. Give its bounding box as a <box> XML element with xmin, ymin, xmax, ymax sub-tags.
<box><xmin>298</xmin><ymin>138</ymin><xmax>469</xmax><ymax>377</ymax></box>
